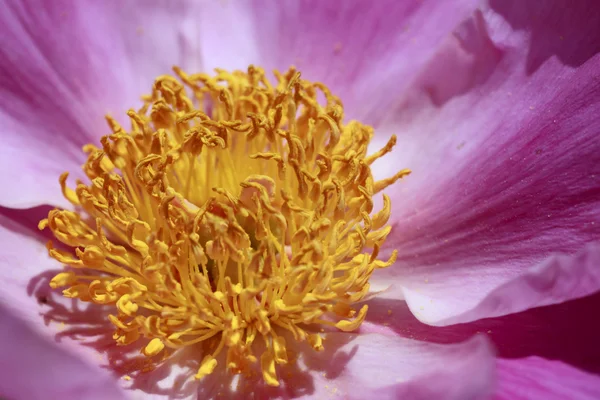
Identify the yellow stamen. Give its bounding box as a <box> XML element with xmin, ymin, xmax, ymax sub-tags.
<box><xmin>195</xmin><ymin>355</ymin><xmax>218</xmax><ymax>380</ymax></box>
<box><xmin>143</xmin><ymin>338</ymin><xmax>165</xmax><ymax>357</ymax></box>
<box><xmin>40</xmin><ymin>66</ymin><xmax>409</xmax><ymax>386</ymax></box>
<box><xmin>49</xmin><ymin>271</ymin><xmax>77</xmax><ymax>289</ymax></box>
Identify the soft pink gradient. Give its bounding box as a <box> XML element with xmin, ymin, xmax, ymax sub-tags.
<box><xmin>0</xmin><ymin>0</ymin><xmax>599</xmax><ymax>399</ymax></box>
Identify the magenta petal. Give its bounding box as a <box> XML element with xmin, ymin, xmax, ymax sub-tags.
<box><xmin>0</xmin><ymin>303</ymin><xmax>127</xmax><ymax>400</ymax></box>
<box><xmin>372</xmin><ymin>0</ymin><xmax>600</xmax><ymax>324</ymax></box>
<box><xmin>495</xmin><ymin>357</ymin><xmax>600</xmax><ymax>400</ymax></box>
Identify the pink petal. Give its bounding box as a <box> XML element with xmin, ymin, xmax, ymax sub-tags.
<box><xmin>0</xmin><ymin>0</ymin><xmax>201</xmax><ymax>209</ymax></box>
<box><xmin>0</xmin><ymin>302</ymin><xmax>127</xmax><ymax>400</ymax></box>
<box><xmin>371</xmin><ymin>0</ymin><xmax>600</xmax><ymax>324</ymax></box>
<box><xmin>1</xmin><ymin>207</ymin><xmax>120</xmax><ymax>366</ymax></box>
<box><xmin>395</xmin><ymin>244</ymin><xmax>600</xmax><ymax>327</ymax></box>
<box><xmin>494</xmin><ymin>357</ymin><xmax>600</xmax><ymax>400</ymax></box>
<box><xmin>246</xmin><ymin>0</ymin><xmax>480</xmax><ymax>125</ymax></box>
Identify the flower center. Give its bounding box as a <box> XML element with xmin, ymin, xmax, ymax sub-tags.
<box><xmin>39</xmin><ymin>66</ymin><xmax>409</xmax><ymax>386</ymax></box>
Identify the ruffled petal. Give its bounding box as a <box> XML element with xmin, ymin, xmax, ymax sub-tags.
<box><xmin>494</xmin><ymin>357</ymin><xmax>600</xmax><ymax>400</ymax></box>
<box><xmin>0</xmin><ymin>0</ymin><xmax>202</xmax><ymax>208</ymax></box>
<box><xmin>363</xmin><ymin>291</ymin><xmax>600</xmax><ymax>374</ymax></box>
<box><xmin>396</xmin><ymin>244</ymin><xmax>600</xmax><ymax>326</ymax></box>
<box><xmin>371</xmin><ymin>0</ymin><xmax>600</xmax><ymax>324</ymax></box>
<box><xmin>0</xmin><ymin>303</ymin><xmax>127</xmax><ymax>400</ymax></box>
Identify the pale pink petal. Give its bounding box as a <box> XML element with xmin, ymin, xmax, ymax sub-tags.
<box><xmin>0</xmin><ymin>209</ymin><xmax>60</xmax><ymax>328</ymax></box>
<box><xmin>318</xmin><ymin>333</ymin><xmax>495</xmax><ymax>400</ymax></box>
<box><xmin>371</xmin><ymin>0</ymin><xmax>600</xmax><ymax>324</ymax></box>
<box><xmin>0</xmin><ymin>303</ymin><xmax>128</xmax><ymax>400</ymax></box>
<box><xmin>0</xmin><ymin>209</ymin><xmax>115</xmax><ymax>370</ymax></box>
<box><xmin>2</xmin><ymin>207</ymin><xmax>112</xmax><ymax>362</ymax></box>
<box><xmin>196</xmin><ymin>2</ymin><xmax>261</xmax><ymax>72</ymax></box>
<box><xmin>0</xmin><ymin>0</ymin><xmax>202</xmax><ymax>209</ymax></box>
<box><xmin>494</xmin><ymin>357</ymin><xmax>600</xmax><ymax>400</ymax></box>
<box><xmin>426</xmin><ymin>244</ymin><xmax>600</xmax><ymax>325</ymax></box>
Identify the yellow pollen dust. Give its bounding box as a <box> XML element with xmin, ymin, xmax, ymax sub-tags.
<box><xmin>40</xmin><ymin>66</ymin><xmax>409</xmax><ymax>386</ymax></box>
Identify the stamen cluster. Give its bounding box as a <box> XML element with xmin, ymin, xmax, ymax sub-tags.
<box><xmin>41</xmin><ymin>66</ymin><xmax>408</xmax><ymax>385</ymax></box>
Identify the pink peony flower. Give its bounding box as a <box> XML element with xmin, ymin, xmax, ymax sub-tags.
<box><xmin>1</xmin><ymin>1</ymin><xmax>599</xmax><ymax>399</ymax></box>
